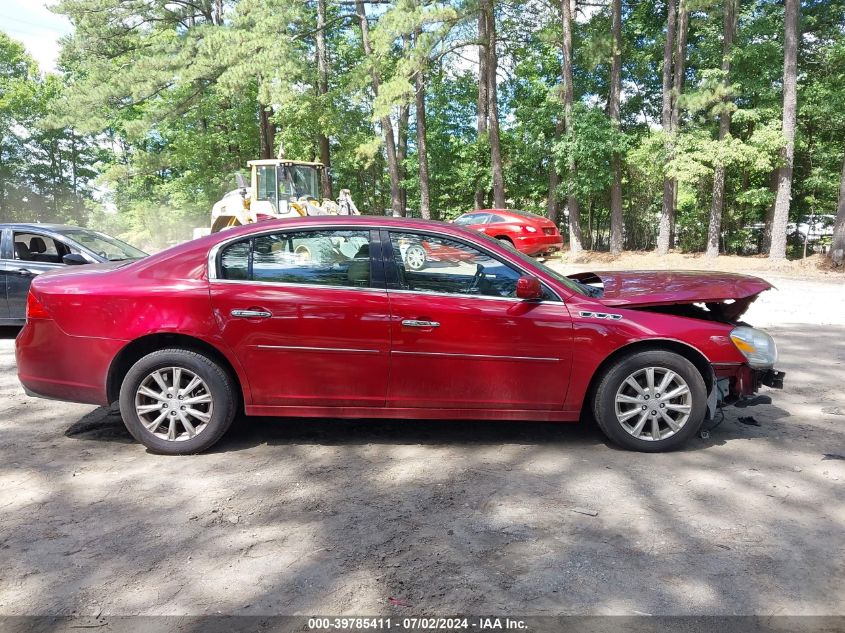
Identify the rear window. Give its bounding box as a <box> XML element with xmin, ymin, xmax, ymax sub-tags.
<box><xmin>454</xmin><ymin>213</ymin><xmax>490</xmax><ymax>225</ymax></box>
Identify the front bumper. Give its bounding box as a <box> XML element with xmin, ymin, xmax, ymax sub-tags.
<box><xmin>707</xmin><ymin>364</ymin><xmax>785</xmax><ymax>419</ymax></box>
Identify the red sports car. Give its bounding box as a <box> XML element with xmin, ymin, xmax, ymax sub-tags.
<box><xmin>16</xmin><ymin>217</ymin><xmax>783</xmax><ymax>455</ymax></box>
<box><xmin>453</xmin><ymin>209</ymin><xmax>564</xmax><ymax>256</ymax></box>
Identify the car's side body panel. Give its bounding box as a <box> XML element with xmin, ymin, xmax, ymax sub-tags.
<box><xmin>17</xmin><ymin>216</ymin><xmax>764</xmax><ymax>426</ymax></box>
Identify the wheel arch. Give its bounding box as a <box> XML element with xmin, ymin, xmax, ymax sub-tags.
<box><xmin>581</xmin><ymin>339</ymin><xmax>714</xmax><ymax>418</ymax></box>
<box><xmin>494</xmin><ymin>234</ymin><xmax>513</xmax><ymax>244</ymax></box>
<box><xmin>107</xmin><ymin>333</ymin><xmax>247</xmax><ymax>409</ymax></box>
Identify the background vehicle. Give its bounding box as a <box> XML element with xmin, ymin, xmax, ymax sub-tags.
<box><xmin>17</xmin><ymin>217</ymin><xmax>782</xmax><ymax>455</ymax></box>
<box><xmin>453</xmin><ymin>209</ymin><xmax>564</xmax><ymax>256</ymax></box>
<box><xmin>207</xmin><ymin>158</ymin><xmax>359</xmax><ymax>235</ymax></box>
<box><xmin>0</xmin><ymin>223</ymin><xmax>147</xmax><ymax>324</ymax></box>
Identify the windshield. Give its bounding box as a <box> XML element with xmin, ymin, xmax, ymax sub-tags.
<box><xmin>59</xmin><ymin>229</ymin><xmax>147</xmax><ymax>261</ymax></box>
<box><xmin>288</xmin><ymin>165</ymin><xmax>320</xmax><ymax>200</ymax></box>
<box><xmin>473</xmin><ymin>231</ymin><xmax>592</xmax><ymax>297</ymax></box>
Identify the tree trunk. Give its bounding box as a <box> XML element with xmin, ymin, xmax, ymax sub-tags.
<box><xmin>656</xmin><ymin>0</ymin><xmax>678</xmax><ymax>255</ymax></box>
<box><xmin>474</xmin><ymin>7</ymin><xmax>489</xmax><ymax>210</ymax></box>
<box><xmin>547</xmin><ymin>165</ymin><xmax>560</xmax><ymax>222</ymax></box>
<box><xmin>482</xmin><ymin>0</ymin><xmax>506</xmax><ymax>209</ymax></box>
<box><xmin>830</xmin><ymin>151</ymin><xmax>845</xmax><ymax>266</ymax></box>
<box><xmin>356</xmin><ymin>0</ymin><xmax>403</xmax><ymax>216</ymax></box>
<box><xmin>561</xmin><ymin>0</ymin><xmax>583</xmax><ymax>254</ymax></box>
<box><xmin>608</xmin><ymin>0</ymin><xmax>623</xmax><ymax>256</ymax></box>
<box><xmin>769</xmin><ymin>0</ymin><xmax>799</xmax><ymax>261</ymax></box>
<box><xmin>397</xmin><ymin>33</ymin><xmax>411</xmax><ymax>213</ymax></box>
<box><xmin>259</xmin><ymin>102</ymin><xmax>275</xmax><ymax>159</ymax></box>
<box><xmin>415</xmin><ymin>63</ymin><xmax>432</xmax><ymax>220</ymax></box>
<box><xmin>398</xmin><ymin>101</ymin><xmax>409</xmax><ymax>213</ymax></box>
<box><xmin>316</xmin><ymin>0</ymin><xmax>333</xmax><ymax>200</ymax></box>
<box><xmin>706</xmin><ymin>0</ymin><xmax>737</xmax><ymax>258</ymax></box>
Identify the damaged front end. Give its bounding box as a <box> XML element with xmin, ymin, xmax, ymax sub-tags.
<box><xmin>568</xmin><ymin>269</ymin><xmax>786</xmax><ymax>428</ymax></box>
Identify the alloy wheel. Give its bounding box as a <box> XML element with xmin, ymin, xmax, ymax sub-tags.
<box><xmin>614</xmin><ymin>366</ymin><xmax>692</xmax><ymax>441</ymax></box>
<box><xmin>134</xmin><ymin>367</ymin><xmax>214</xmax><ymax>442</ymax></box>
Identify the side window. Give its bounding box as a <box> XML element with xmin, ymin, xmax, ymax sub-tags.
<box><xmin>219</xmin><ymin>230</ymin><xmax>371</xmax><ymax>288</ymax></box>
<box><xmin>487</xmin><ymin>214</ymin><xmax>506</xmax><ymax>223</ymax></box>
<box><xmin>255</xmin><ymin>165</ymin><xmax>276</xmax><ymax>201</ymax></box>
<box><xmin>389</xmin><ymin>231</ymin><xmax>523</xmax><ymax>298</ymax></box>
<box><xmin>220</xmin><ymin>241</ymin><xmax>250</xmax><ymax>280</ymax></box>
<box><xmin>13</xmin><ymin>233</ymin><xmax>62</xmax><ymax>264</ymax></box>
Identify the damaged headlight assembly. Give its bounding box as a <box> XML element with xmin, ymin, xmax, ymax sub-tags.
<box><xmin>729</xmin><ymin>326</ymin><xmax>778</xmax><ymax>369</ymax></box>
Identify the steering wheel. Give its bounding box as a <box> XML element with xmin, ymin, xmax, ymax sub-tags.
<box><xmin>468</xmin><ymin>263</ymin><xmax>486</xmax><ymax>294</ymax></box>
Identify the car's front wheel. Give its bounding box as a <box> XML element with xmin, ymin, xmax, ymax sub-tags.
<box><xmin>118</xmin><ymin>349</ymin><xmax>236</xmax><ymax>455</ymax></box>
<box><xmin>592</xmin><ymin>350</ymin><xmax>707</xmax><ymax>452</ymax></box>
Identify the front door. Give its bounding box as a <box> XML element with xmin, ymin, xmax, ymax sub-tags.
<box><xmin>209</xmin><ymin>228</ymin><xmax>391</xmax><ymax>408</ymax></box>
<box><xmin>6</xmin><ymin>231</ymin><xmax>68</xmax><ymax>320</ymax></box>
<box><xmin>384</xmin><ymin>230</ymin><xmax>573</xmax><ymax>410</ymax></box>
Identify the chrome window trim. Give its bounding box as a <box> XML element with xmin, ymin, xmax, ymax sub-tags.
<box><xmin>206</xmin><ymin>223</ymin><xmax>565</xmax><ymax>303</ymax></box>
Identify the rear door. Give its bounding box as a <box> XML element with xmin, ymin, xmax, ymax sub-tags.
<box><xmin>6</xmin><ymin>231</ymin><xmax>67</xmax><ymax>320</ymax></box>
<box><xmin>209</xmin><ymin>227</ymin><xmax>391</xmax><ymax>408</ymax></box>
<box><xmin>384</xmin><ymin>229</ymin><xmax>573</xmax><ymax>410</ymax></box>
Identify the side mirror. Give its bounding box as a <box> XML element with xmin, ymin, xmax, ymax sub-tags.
<box><xmin>62</xmin><ymin>253</ymin><xmax>88</xmax><ymax>265</ymax></box>
<box><xmin>516</xmin><ymin>275</ymin><xmax>543</xmax><ymax>300</ymax></box>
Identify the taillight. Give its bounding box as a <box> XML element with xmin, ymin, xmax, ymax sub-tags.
<box><xmin>26</xmin><ymin>292</ymin><xmax>50</xmax><ymax>320</ymax></box>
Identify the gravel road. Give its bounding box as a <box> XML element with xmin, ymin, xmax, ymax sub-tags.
<box><xmin>0</xmin><ymin>273</ymin><xmax>843</xmax><ymax>617</ymax></box>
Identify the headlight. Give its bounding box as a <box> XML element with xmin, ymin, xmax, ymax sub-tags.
<box><xmin>730</xmin><ymin>326</ymin><xmax>777</xmax><ymax>369</ymax></box>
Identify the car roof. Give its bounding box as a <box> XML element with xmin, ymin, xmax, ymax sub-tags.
<box><xmin>0</xmin><ymin>223</ymin><xmax>84</xmax><ymax>232</ymax></box>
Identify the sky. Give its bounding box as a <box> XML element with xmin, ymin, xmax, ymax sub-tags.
<box><xmin>0</xmin><ymin>0</ymin><xmax>72</xmax><ymax>72</ymax></box>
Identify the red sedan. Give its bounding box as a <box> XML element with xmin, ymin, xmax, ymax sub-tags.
<box><xmin>453</xmin><ymin>209</ymin><xmax>564</xmax><ymax>256</ymax></box>
<box><xmin>16</xmin><ymin>217</ymin><xmax>783</xmax><ymax>455</ymax></box>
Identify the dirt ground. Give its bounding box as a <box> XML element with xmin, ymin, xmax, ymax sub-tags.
<box><xmin>0</xmin><ymin>271</ymin><xmax>843</xmax><ymax>618</ymax></box>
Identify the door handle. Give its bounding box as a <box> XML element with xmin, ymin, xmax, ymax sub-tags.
<box><xmin>401</xmin><ymin>319</ymin><xmax>440</xmax><ymax>329</ymax></box>
<box><xmin>17</xmin><ymin>269</ymin><xmax>39</xmax><ymax>276</ymax></box>
<box><xmin>231</xmin><ymin>309</ymin><xmax>272</xmax><ymax>319</ymax></box>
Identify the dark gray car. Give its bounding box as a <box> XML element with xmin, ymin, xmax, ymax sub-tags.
<box><xmin>0</xmin><ymin>223</ymin><xmax>147</xmax><ymax>324</ymax></box>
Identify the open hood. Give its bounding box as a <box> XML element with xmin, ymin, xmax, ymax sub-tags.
<box><xmin>567</xmin><ymin>270</ymin><xmax>773</xmax><ymax>320</ymax></box>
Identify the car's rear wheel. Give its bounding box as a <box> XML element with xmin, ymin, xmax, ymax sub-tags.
<box><xmin>118</xmin><ymin>349</ymin><xmax>236</xmax><ymax>455</ymax></box>
<box><xmin>592</xmin><ymin>350</ymin><xmax>707</xmax><ymax>452</ymax></box>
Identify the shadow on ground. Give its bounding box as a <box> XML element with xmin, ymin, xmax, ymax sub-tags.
<box><xmin>0</xmin><ymin>325</ymin><xmax>842</xmax><ymax>618</ymax></box>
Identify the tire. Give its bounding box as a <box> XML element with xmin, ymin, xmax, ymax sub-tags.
<box><xmin>118</xmin><ymin>348</ymin><xmax>237</xmax><ymax>455</ymax></box>
<box><xmin>404</xmin><ymin>245</ymin><xmax>427</xmax><ymax>271</ymax></box>
<box><xmin>294</xmin><ymin>239</ymin><xmax>337</xmax><ymax>265</ymax></box>
<box><xmin>496</xmin><ymin>236</ymin><xmax>514</xmax><ymax>249</ymax></box>
<box><xmin>592</xmin><ymin>350</ymin><xmax>707</xmax><ymax>452</ymax></box>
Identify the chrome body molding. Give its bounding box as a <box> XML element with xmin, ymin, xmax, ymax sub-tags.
<box><xmin>391</xmin><ymin>350</ymin><xmax>559</xmax><ymax>363</ymax></box>
<box><xmin>256</xmin><ymin>345</ymin><xmax>381</xmax><ymax>354</ymax></box>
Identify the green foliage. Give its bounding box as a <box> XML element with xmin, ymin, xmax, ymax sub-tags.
<box><xmin>0</xmin><ymin>0</ymin><xmax>842</xmax><ymax>256</ymax></box>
